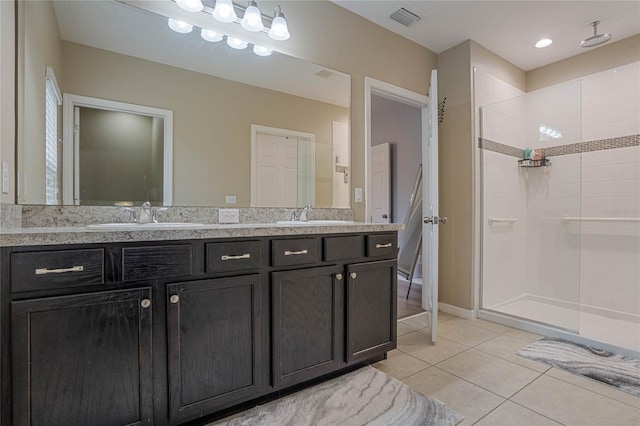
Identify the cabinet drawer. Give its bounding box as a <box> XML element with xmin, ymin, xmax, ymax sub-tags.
<box><xmin>122</xmin><ymin>245</ymin><xmax>192</xmax><ymax>282</ymax></box>
<box><xmin>11</xmin><ymin>249</ymin><xmax>104</xmax><ymax>293</ymax></box>
<box><xmin>271</xmin><ymin>238</ymin><xmax>320</xmax><ymax>267</ymax></box>
<box><xmin>366</xmin><ymin>233</ymin><xmax>397</xmax><ymax>258</ymax></box>
<box><xmin>323</xmin><ymin>235</ymin><xmax>363</xmax><ymax>261</ymax></box>
<box><xmin>206</xmin><ymin>240</ymin><xmax>262</xmax><ymax>273</ymax></box>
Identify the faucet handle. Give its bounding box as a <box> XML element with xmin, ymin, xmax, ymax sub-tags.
<box><xmin>121</xmin><ymin>207</ymin><xmax>137</xmax><ymax>223</ymax></box>
<box><xmin>151</xmin><ymin>207</ymin><xmax>168</xmax><ymax>223</ymax></box>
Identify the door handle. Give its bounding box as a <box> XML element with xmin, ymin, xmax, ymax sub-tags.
<box><xmin>382</xmin><ymin>214</ymin><xmax>388</xmax><ymax>219</ymax></box>
<box><xmin>424</xmin><ymin>216</ymin><xmax>448</xmax><ymax>225</ymax></box>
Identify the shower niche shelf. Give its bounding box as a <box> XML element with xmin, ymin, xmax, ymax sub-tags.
<box><xmin>518</xmin><ymin>158</ymin><xmax>551</xmax><ymax>168</ymax></box>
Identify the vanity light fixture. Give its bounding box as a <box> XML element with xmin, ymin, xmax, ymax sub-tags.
<box><xmin>212</xmin><ymin>0</ymin><xmax>237</xmax><ymax>23</ymax></box>
<box><xmin>241</xmin><ymin>0</ymin><xmax>264</xmax><ymax>32</ymax></box>
<box><xmin>535</xmin><ymin>38</ymin><xmax>553</xmax><ymax>48</ymax></box>
<box><xmin>201</xmin><ymin>28</ymin><xmax>224</xmax><ymax>42</ymax></box>
<box><xmin>176</xmin><ymin>0</ymin><xmax>203</xmax><ymax>13</ymax></box>
<box><xmin>268</xmin><ymin>6</ymin><xmax>290</xmax><ymax>41</ymax></box>
<box><xmin>253</xmin><ymin>45</ymin><xmax>272</xmax><ymax>56</ymax></box>
<box><xmin>168</xmin><ymin>18</ymin><xmax>193</xmax><ymax>33</ymax></box>
<box><xmin>227</xmin><ymin>36</ymin><xmax>249</xmax><ymax>49</ymax></box>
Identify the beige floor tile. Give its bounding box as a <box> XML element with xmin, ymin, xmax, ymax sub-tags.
<box><xmin>401</xmin><ymin>312</ymin><xmax>431</xmax><ymax>330</ymax></box>
<box><xmin>397</xmin><ymin>321</ymin><xmax>418</xmax><ymax>336</ymax></box>
<box><xmin>450</xmin><ymin>318</ymin><xmax>514</xmax><ymax>334</ymax></box>
<box><xmin>545</xmin><ymin>367</ymin><xmax>640</xmax><ymax>409</ymax></box>
<box><xmin>402</xmin><ymin>367</ymin><xmax>505</xmax><ymax>424</ymax></box>
<box><xmin>475</xmin><ymin>335</ymin><xmax>551</xmax><ymax>373</ymax></box>
<box><xmin>438</xmin><ymin>311</ymin><xmax>458</xmax><ymax>322</ymax></box>
<box><xmin>512</xmin><ymin>375</ymin><xmax>640</xmax><ymax>426</ymax></box>
<box><xmin>402</xmin><ymin>335</ymin><xmax>469</xmax><ymax>365</ymax></box>
<box><xmin>372</xmin><ymin>349</ymin><xmax>430</xmax><ymax>380</ymax></box>
<box><xmin>437</xmin><ymin>320</ymin><xmax>499</xmax><ymax>347</ymax></box>
<box><xmin>436</xmin><ymin>349</ymin><xmax>541</xmax><ymax>398</ymax></box>
<box><xmin>397</xmin><ymin>330</ymin><xmax>438</xmax><ymax>353</ymax></box>
<box><xmin>504</xmin><ymin>329</ymin><xmax>543</xmax><ymax>343</ymax></box>
<box><xmin>474</xmin><ymin>401</ymin><xmax>562</xmax><ymax>426</ymax></box>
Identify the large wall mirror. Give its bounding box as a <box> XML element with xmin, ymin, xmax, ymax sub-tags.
<box><xmin>17</xmin><ymin>0</ymin><xmax>351</xmax><ymax>208</ymax></box>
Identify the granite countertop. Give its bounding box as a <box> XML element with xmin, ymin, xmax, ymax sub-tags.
<box><xmin>0</xmin><ymin>222</ymin><xmax>404</xmax><ymax>247</ymax></box>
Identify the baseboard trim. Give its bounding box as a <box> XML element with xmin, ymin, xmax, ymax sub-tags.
<box><xmin>438</xmin><ymin>302</ymin><xmax>477</xmax><ymax>320</ymax></box>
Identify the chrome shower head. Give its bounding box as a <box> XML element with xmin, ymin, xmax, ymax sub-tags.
<box><xmin>580</xmin><ymin>21</ymin><xmax>612</xmax><ymax>48</ymax></box>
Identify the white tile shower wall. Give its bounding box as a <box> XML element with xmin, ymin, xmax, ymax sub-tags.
<box><xmin>582</xmin><ymin>62</ymin><xmax>640</xmax><ymax>142</ymax></box>
<box><xmin>580</xmin><ymin>144</ymin><xmax>640</xmax><ymax>315</ymax></box>
<box><xmin>476</xmin><ymin>69</ymin><xmax>526</xmax><ymax>307</ymax></box>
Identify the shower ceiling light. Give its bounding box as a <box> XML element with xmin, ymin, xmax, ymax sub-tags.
<box><xmin>535</xmin><ymin>38</ymin><xmax>553</xmax><ymax>48</ymax></box>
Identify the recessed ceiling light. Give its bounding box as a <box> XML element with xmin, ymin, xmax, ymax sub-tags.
<box><xmin>535</xmin><ymin>38</ymin><xmax>553</xmax><ymax>48</ymax></box>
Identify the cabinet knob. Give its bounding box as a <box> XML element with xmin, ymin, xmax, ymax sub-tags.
<box><xmin>170</xmin><ymin>295</ymin><xmax>180</xmax><ymax>304</ymax></box>
<box><xmin>336</xmin><ymin>273</ymin><xmax>343</xmax><ymax>280</ymax></box>
<box><xmin>141</xmin><ymin>299</ymin><xmax>151</xmax><ymax>308</ymax></box>
<box><xmin>350</xmin><ymin>272</ymin><xmax>357</xmax><ymax>279</ymax></box>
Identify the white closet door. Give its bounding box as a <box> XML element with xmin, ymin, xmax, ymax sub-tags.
<box><xmin>256</xmin><ymin>133</ymin><xmax>298</xmax><ymax>207</ymax></box>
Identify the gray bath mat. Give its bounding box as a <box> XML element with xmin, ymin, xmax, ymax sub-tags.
<box><xmin>215</xmin><ymin>366</ymin><xmax>464</xmax><ymax>425</ymax></box>
<box><xmin>517</xmin><ymin>338</ymin><xmax>640</xmax><ymax>397</ymax></box>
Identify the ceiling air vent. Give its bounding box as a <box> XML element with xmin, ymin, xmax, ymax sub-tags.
<box><xmin>314</xmin><ymin>69</ymin><xmax>334</xmax><ymax>79</ymax></box>
<box><xmin>389</xmin><ymin>7</ymin><xmax>421</xmax><ymax>27</ymax></box>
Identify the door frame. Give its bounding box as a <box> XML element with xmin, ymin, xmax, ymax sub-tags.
<box><xmin>250</xmin><ymin>125</ymin><xmax>316</xmax><ymax>207</ymax></box>
<box><xmin>364</xmin><ymin>77</ymin><xmax>428</xmax><ymax>223</ymax></box>
<box><xmin>62</xmin><ymin>94</ymin><xmax>173</xmax><ymax>206</ymax></box>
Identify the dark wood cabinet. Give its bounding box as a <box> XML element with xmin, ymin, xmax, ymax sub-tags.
<box><xmin>271</xmin><ymin>266</ymin><xmax>344</xmax><ymax>388</ymax></box>
<box><xmin>11</xmin><ymin>288</ymin><xmax>153</xmax><ymax>426</ymax></box>
<box><xmin>166</xmin><ymin>275</ymin><xmax>264</xmax><ymax>423</ymax></box>
<box><xmin>346</xmin><ymin>260</ymin><xmax>397</xmax><ymax>363</ymax></box>
<box><xmin>2</xmin><ymin>231</ymin><xmax>398</xmax><ymax>425</ymax></box>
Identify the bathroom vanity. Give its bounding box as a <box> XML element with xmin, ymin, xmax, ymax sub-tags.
<box><xmin>0</xmin><ymin>222</ymin><xmax>400</xmax><ymax>425</ymax></box>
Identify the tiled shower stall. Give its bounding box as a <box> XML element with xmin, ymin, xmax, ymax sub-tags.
<box><xmin>476</xmin><ymin>62</ymin><xmax>640</xmax><ymax>354</ymax></box>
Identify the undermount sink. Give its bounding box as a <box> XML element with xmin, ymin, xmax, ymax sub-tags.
<box><xmin>86</xmin><ymin>222</ymin><xmax>205</xmax><ymax>231</ymax></box>
<box><xmin>275</xmin><ymin>220</ymin><xmax>354</xmax><ymax>226</ymax></box>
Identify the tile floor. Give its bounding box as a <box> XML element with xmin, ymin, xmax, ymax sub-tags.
<box><xmin>373</xmin><ymin>312</ymin><xmax>640</xmax><ymax>426</ymax></box>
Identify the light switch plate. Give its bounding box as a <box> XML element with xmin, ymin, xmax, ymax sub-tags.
<box><xmin>2</xmin><ymin>162</ymin><xmax>9</xmax><ymax>194</ymax></box>
<box><xmin>354</xmin><ymin>187</ymin><xmax>363</xmax><ymax>203</ymax></box>
<box><xmin>219</xmin><ymin>208</ymin><xmax>240</xmax><ymax>224</ymax></box>
<box><xmin>225</xmin><ymin>195</ymin><xmax>237</xmax><ymax>204</ymax></box>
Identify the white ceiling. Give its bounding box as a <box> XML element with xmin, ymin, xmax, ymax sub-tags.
<box><xmin>332</xmin><ymin>1</ymin><xmax>640</xmax><ymax>71</ymax></box>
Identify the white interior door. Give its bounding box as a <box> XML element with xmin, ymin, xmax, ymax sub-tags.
<box><xmin>371</xmin><ymin>142</ymin><xmax>391</xmax><ymax>223</ymax></box>
<box><xmin>255</xmin><ymin>133</ymin><xmax>298</xmax><ymax>207</ymax></box>
<box><xmin>422</xmin><ymin>70</ymin><xmax>441</xmax><ymax>342</ymax></box>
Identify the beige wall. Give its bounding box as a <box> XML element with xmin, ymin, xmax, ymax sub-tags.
<box><xmin>526</xmin><ymin>34</ymin><xmax>640</xmax><ymax>92</ymax></box>
<box><xmin>437</xmin><ymin>41</ymin><xmax>475</xmax><ymax>310</ymax></box>
<box><xmin>60</xmin><ymin>42</ymin><xmax>348</xmax><ymax>207</ymax></box>
<box><xmin>18</xmin><ymin>0</ymin><xmax>63</xmax><ymax>204</ymax></box>
<box><xmin>1</xmin><ymin>0</ymin><xmax>16</xmax><ymax>205</ymax></box>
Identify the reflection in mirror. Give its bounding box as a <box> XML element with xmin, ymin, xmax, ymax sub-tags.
<box><xmin>63</xmin><ymin>94</ymin><xmax>173</xmax><ymax>206</ymax></box>
<box><xmin>17</xmin><ymin>0</ymin><xmax>351</xmax><ymax>208</ymax></box>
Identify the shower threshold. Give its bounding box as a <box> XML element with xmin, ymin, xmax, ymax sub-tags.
<box><xmin>481</xmin><ymin>294</ymin><xmax>640</xmax><ymax>359</ymax></box>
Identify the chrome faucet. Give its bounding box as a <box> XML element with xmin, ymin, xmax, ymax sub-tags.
<box><xmin>121</xmin><ymin>202</ymin><xmax>167</xmax><ymax>224</ymax></box>
<box><xmin>287</xmin><ymin>204</ymin><xmax>312</xmax><ymax>221</ymax></box>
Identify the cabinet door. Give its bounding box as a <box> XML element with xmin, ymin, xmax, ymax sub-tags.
<box><xmin>166</xmin><ymin>275</ymin><xmax>263</xmax><ymax>423</ymax></box>
<box><xmin>272</xmin><ymin>266</ymin><xmax>344</xmax><ymax>388</ymax></box>
<box><xmin>11</xmin><ymin>288</ymin><xmax>153</xmax><ymax>426</ymax></box>
<box><xmin>346</xmin><ymin>260</ymin><xmax>397</xmax><ymax>362</ymax></box>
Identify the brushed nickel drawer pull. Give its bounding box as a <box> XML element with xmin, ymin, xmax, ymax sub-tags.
<box><xmin>221</xmin><ymin>253</ymin><xmax>251</xmax><ymax>261</ymax></box>
<box><xmin>284</xmin><ymin>249</ymin><xmax>308</xmax><ymax>256</ymax></box>
<box><xmin>35</xmin><ymin>265</ymin><xmax>84</xmax><ymax>275</ymax></box>
<box><xmin>376</xmin><ymin>242</ymin><xmax>393</xmax><ymax>249</ymax></box>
